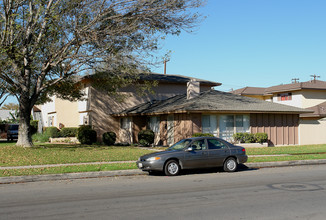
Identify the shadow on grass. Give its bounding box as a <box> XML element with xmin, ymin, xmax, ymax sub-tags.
<box><xmin>33</xmin><ymin>143</ymin><xmax>113</xmax><ymax>150</ymax></box>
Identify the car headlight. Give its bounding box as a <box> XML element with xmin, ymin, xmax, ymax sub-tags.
<box><xmin>146</xmin><ymin>157</ymin><xmax>161</xmax><ymax>162</ymax></box>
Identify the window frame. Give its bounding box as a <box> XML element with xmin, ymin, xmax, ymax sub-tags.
<box><xmin>201</xmin><ymin>114</ymin><xmax>250</xmax><ymax>141</ymax></box>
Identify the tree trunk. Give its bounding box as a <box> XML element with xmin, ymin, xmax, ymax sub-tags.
<box><xmin>16</xmin><ymin>101</ymin><xmax>33</xmax><ymax>147</ymax></box>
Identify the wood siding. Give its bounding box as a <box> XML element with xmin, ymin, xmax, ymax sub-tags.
<box><xmin>250</xmin><ymin>113</ymin><xmax>299</xmax><ymax>146</ymax></box>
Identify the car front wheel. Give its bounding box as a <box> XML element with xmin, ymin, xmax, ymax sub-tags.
<box><xmin>223</xmin><ymin>157</ymin><xmax>238</xmax><ymax>172</ymax></box>
<box><xmin>164</xmin><ymin>160</ymin><xmax>180</xmax><ymax>176</ymax></box>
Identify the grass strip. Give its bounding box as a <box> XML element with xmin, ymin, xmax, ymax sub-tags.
<box><xmin>246</xmin><ymin>144</ymin><xmax>326</xmax><ymax>155</ymax></box>
<box><xmin>0</xmin><ymin>163</ymin><xmax>137</xmax><ymax>177</ymax></box>
<box><xmin>248</xmin><ymin>154</ymin><xmax>326</xmax><ymax>163</ymax></box>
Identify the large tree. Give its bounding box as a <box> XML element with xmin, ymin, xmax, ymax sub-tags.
<box><xmin>0</xmin><ymin>81</ymin><xmax>9</xmax><ymax>107</ymax></box>
<box><xmin>0</xmin><ymin>0</ymin><xmax>205</xmax><ymax>147</ymax></box>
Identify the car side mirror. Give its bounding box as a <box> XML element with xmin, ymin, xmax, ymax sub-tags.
<box><xmin>186</xmin><ymin>146</ymin><xmax>195</xmax><ymax>151</ymax></box>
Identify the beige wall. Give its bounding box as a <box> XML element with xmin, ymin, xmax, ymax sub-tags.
<box><xmin>244</xmin><ymin>95</ymin><xmax>265</xmax><ymax>100</ymax></box>
<box><xmin>299</xmin><ymin>118</ymin><xmax>326</xmax><ymax>145</ymax></box>
<box><xmin>55</xmin><ymin>98</ymin><xmax>80</xmax><ymax>127</ymax></box>
<box><xmin>301</xmin><ymin>90</ymin><xmax>326</xmax><ymax>108</ymax></box>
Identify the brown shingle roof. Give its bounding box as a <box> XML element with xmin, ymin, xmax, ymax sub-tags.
<box><xmin>232</xmin><ymin>87</ymin><xmax>266</xmax><ymax>95</ymax></box>
<box><xmin>137</xmin><ymin>73</ymin><xmax>221</xmax><ymax>87</ymax></box>
<box><xmin>265</xmin><ymin>80</ymin><xmax>326</xmax><ymax>94</ymax></box>
<box><xmin>83</xmin><ymin>72</ymin><xmax>221</xmax><ymax>87</ymax></box>
<box><xmin>300</xmin><ymin>101</ymin><xmax>326</xmax><ymax>118</ymax></box>
<box><xmin>116</xmin><ymin>89</ymin><xmax>312</xmax><ymax>116</ymax></box>
<box><xmin>232</xmin><ymin>80</ymin><xmax>326</xmax><ymax>96</ymax></box>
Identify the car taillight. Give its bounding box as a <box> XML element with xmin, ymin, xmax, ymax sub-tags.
<box><xmin>242</xmin><ymin>148</ymin><xmax>246</xmax><ymax>152</ymax></box>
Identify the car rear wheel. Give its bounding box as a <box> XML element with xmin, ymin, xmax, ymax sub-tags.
<box><xmin>223</xmin><ymin>157</ymin><xmax>238</xmax><ymax>172</ymax></box>
<box><xmin>164</xmin><ymin>160</ymin><xmax>180</xmax><ymax>176</ymax></box>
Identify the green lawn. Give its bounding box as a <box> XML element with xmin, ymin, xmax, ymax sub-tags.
<box><xmin>246</xmin><ymin>144</ymin><xmax>326</xmax><ymax>155</ymax></box>
<box><xmin>1</xmin><ymin>142</ymin><xmax>326</xmax><ymax>177</ymax></box>
<box><xmin>0</xmin><ymin>142</ymin><xmax>153</xmax><ymax>167</ymax></box>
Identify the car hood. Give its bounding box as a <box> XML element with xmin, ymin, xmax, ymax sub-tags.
<box><xmin>140</xmin><ymin>150</ymin><xmax>182</xmax><ymax>160</ymax></box>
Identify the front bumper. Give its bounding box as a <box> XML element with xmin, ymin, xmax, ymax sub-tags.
<box><xmin>136</xmin><ymin>160</ymin><xmax>165</xmax><ymax>172</ymax></box>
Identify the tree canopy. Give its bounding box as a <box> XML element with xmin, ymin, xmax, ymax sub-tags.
<box><xmin>0</xmin><ymin>0</ymin><xmax>205</xmax><ymax>147</ymax></box>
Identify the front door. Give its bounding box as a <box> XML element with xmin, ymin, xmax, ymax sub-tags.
<box><xmin>183</xmin><ymin>139</ymin><xmax>209</xmax><ymax>169</ymax></box>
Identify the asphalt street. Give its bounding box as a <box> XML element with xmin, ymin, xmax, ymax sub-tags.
<box><xmin>1</xmin><ymin>164</ymin><xmax>326</xmax><ymax>220</ymax></box>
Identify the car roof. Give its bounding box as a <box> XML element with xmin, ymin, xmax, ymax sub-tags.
<box><xmin>186</xmin><ymin>136</ymin><xmax>219</xmax><ymax>141</ymax></box>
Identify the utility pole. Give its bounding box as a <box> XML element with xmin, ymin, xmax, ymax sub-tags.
<box><xmin>291</xmin><ymin>78</ymin><xmax>299</xmax><ymax>83</ymax></box>
<box><xmin>310</xmin><ymin>74</ymin><xmax>320</xmax><ymax>82</ymax></box>
<box><xmin>163</xmin><ymin>58</ymin><xmax>170</xmax><ymax>75</ymax></box>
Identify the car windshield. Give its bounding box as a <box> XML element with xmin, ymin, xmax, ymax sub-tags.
<box><xmin>167</xmin><ymin>139</ymin><xmax>191</xmax><ymax>151</ymax></box>
<box><xmin>9</xmin><ymin>125</ymin><xmax>19</xmax><ymax>130</ymax></box>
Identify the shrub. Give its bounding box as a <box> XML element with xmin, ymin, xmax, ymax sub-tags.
<box><xmin>255</xmin><ymin>133</ymin><xmax>268</xmax><ymax>143</ymax></box>
<box><xmin>233</xmin><ymin>133</ymin><xmax>245</xmax><ymax>143</ymax></box>
<box><xmin>77</xmin><ymin>125</ymin><xmax>97</xmax><ymax>145</ymax></box>
<box><xmin>30</xmin><ymin>120</ymin><xmax>38</xmax><ymax>135</ymax></box>
<box><xmin>32</xmin><ymin>133</ymin><xmax>50</xmax><ymax>143</ymax></box>
<box><xmin>102</xmin><ymin>132</ymin><xmax>116</xmax><ymax>146</ymax></box>
<box><xmin>192</xmin><ymin>133</ymin><xmax>214</xmax><ymax>137</ymax></box>
<box><xmin>45</xmin><ymin>127</ymin><xmax>60</xmax><ymax>138</ymax></box>
<box><xmin>233</xmin><ymin>132</ymin><xmax>268</xmax><ymax>143</ymax></box>
<box><xmin>138</xmin><ymin>129</ymin><xmax>155</xmax><ymax>146</ymax></box>
<box><xmin>243</xmin><ymin>133</ymin><xmax>255</xmax><ymax>143</ymax></box>
<box><xmin>60</xmin><ymin>127</ymin><xmax>78</xmax><ymax>137</ymax></box>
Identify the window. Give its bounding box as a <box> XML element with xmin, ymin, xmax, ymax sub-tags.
<box><xmin>120</xmin><ymin>117</ymin><xmax>131</xmax><ymax>130</ymax></box>
<box><xmin>277</xmin><ymin>93</ymin><xmax>292</xmax><ymax>101</ymax></box>
<box><xmin>201</xmin><ymin>114</ymin><xmax>250</xmax><ymax>141</ymax></box>
<box><xmin>48</xmin><ymin>116</ymin><xmax>54</xmax><ymax>127</ymax></box>
<box><xmin>191</xmin><ymin>139</ymin><xmax>207</xmax><ymax>150</ymax></box>
<box><xmin>207</xmin><ymin>139</ymin><xmax>227</xmax><ymax>149</ymax></box>
<box><xmin>236</xmin><ymin>115</ymin><xmax>250</xmax><ymax>133</ymax></box>
<box><xmin>202</xmin><ymin>115</ymin><xmax>217</xmax><ymax>135</ymax></box>
<box><xmin>149</xmin><ymin>116</ymin><xmax>160</xmax><ymax>133</ymax></box>
<box><xmin>219</xmin><ymin>115</ymin><xmax>234</xmax><ymax>140</ymax></box>
<box><xmin>168</xmin><ymin>139</ymin><xmax>191</xmax><ymax>151</ymax></box>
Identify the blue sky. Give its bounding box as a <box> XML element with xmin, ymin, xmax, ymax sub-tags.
<box><xmin>151</xmin><ymin>0</ymin><xmax>326</xmax><ymax>91</ymax></box>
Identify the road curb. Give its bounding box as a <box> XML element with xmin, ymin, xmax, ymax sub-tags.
<box><xmin>2</xmin><ymin>159</ymin><xmax>326</xmax><ymax>184</ymax></box>
<box><xmin>0</xmin><ymin>169</ymin><xmax>144</xmax><ymax>184</ymax></box>
<box><xmin>246</xmin><ymin>159</ymin><xmax>326</xmax><ymax>168</ymax></box>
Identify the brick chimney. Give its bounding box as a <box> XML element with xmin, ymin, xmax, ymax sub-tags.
<box><xmin>187</xmin><ymin>79</ymin><xmax>200</xmax><ymax>99</ymax></box>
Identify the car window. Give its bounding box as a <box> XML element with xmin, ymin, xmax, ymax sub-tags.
<box><xmin>168</xmin><ymin>139</ymin><xmax>191</xmax><ymax>151</ymax></box>
<box><xmin>207</xmin><ymin>139</ymin><xmax>228</xmax><ymax>150</ymax></box>
<box><xmin>9</xmin><ymin>125</ymin><xmax>19</xmax><ymax>130</ymax></box>
<box><xmin>191</xmin><ymin>139</ymin><xmax>207</xmax><ymax>151</ymax></box>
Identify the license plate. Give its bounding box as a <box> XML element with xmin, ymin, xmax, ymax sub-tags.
<box><xmin>138</xmin><ymin>163</ymin><xmax>143</xmax><ymax>168</ymax></box>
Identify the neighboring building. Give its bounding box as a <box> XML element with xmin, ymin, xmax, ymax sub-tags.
<box><xmin>37</xmin><ymin>73</ymin><xmax>310</xmax><ymax>146</ymax></box>
<box><xmin>0</xmin><ymin>110</ymin><xmax>16</xmax><ymax>122</ymax></box>
<box><xmin>232</xmin><ymin>79</ymin><xmax>326</xmax><ymax>145</ymax></box>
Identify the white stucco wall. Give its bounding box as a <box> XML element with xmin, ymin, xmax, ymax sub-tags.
<box><xmin>38</xmin><ymin>97</ymin><xmax>56</xmax><ymax>127</ymax></box>
<box><xmin>272</xmin><ymin>92</ymin><xmax>303</xmax><ymax>108</ymax></box>
<box><xmin>78</xmin><ymin>87</ymin><xmax>89</xmax><ymax>112</ymax></box>
<box><xmin>299</xmin><ymin>118</ymin><xmax>326</xmax><ymax>145</ymax></box>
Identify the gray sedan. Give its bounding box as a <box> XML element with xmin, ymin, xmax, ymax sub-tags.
<box><xmin>136</xmin><ymin>137</ymin><xmax>248</xmax><ymax>176</ymax></box>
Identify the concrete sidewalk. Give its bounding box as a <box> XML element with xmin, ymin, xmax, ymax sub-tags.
<box><xmin>1</xmin><ymin>159</ymin><xmax>326</xmax><ymax>184</ymax></box>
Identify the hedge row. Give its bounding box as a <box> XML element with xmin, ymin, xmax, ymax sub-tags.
<box><xmin>233</xmin><ymin>132</ymin><xmax>268</xmax><ymax>144</ymax></box>
<box><xmin>44</xmin><ymin>127</ymin><xmax>78</xmax><ymax>138</ymax></box>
